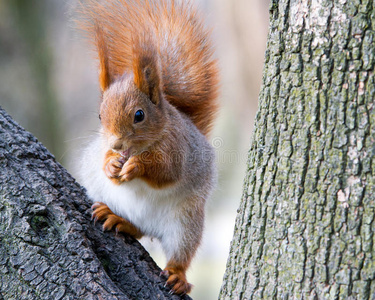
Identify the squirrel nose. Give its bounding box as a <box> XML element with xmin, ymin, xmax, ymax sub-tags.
<box><xmin>110</xmin><ymin>139</ymin><xmax>123</xmax><ymax>151</ymax></box>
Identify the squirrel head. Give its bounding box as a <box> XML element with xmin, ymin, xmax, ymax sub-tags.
<box><xmin>98</xmin><ymin>39</ymin><xmax>166</xmax><ymax>158</ymax></box>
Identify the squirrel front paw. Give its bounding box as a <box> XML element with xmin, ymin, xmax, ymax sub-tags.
<box><xmin>119</xmin><ymin>156</ymin><xmax>144</xmax><ymax>182</ymax></box>
<box><xmin>103</xmin><ymin>151</ymin><xmax>126</xmax><ymax>184</ymax></box>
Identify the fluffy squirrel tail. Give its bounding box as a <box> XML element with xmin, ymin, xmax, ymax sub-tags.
<box><xmin>76</xmin><ymin>0</ymin><xmax>219</xmax><ymax>136</ymax></box>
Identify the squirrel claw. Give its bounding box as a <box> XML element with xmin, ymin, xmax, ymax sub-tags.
<box><xmin>91</xmin><ymin>202</ymin><xmax>102</xmax><ymax>210</ymax></box>
<box><xmin>160</xmin><ymin>270</ymin><xmax>169</xmax><ymax>278</ymax></box>
<box><xmin>91</xmin><ymin>202</ymin><xmax>106</xmax><ymax>224</ymax></box>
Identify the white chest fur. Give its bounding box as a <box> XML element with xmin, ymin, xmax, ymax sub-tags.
<box><xmin>78</xmin><ymin>134</ymin><xmax>185</xmax><ymax>259</ymax></box>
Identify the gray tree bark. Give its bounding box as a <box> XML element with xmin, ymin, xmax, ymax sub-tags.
<box><xmin>220</xmin><ymin>1</ymin><xmax>375</xmax><ymax>299</ymax></box>
<box><xmin>0</xmin><ymin>106</ymin><xmax>190</xmax><ymax>300</ymax></box>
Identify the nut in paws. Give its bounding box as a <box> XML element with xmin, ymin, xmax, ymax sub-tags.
<box><xmin>119</xmin><ymin>157</ymin><xmax>143</xmax><ymax>181</ymax></box>
<box><xmin>104</xmin><ymin>156</ymin><xmax>126</xmax><ymax>179</ymax></box>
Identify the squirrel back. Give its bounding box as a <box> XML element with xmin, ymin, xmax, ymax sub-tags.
<box><xmin>77</xmin><ymin>0</ymin><xmax>219</xmax><ymax>136</ymax></box>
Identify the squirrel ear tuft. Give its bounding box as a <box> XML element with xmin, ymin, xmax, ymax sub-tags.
<box><xmin>95</xmin><ymin>23</ymin><xmax>112</xmax><ymax>92</ymax></box>
<box><xmin>133</xmin><ymin>40</ymin><xmax>162</xmax><ymax>105</ymax></box>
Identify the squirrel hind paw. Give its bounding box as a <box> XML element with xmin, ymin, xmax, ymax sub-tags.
<box><xmin>102</xmin><ymin>214</ymin><xmax>127</xmax><ymax>232</ymax></box>
<box><xmin>91</xmin><ymin>203</ymin><xmax>144</xmax><ymax>239</ymax></box>
<box><xmin>91</xmin><ymin>202</ymin><xmax>113</xmax><ymax>222</ymax></box>
<box><xmin>163</xmin><ymin>268</ymin><xmax>192</xmax><ymax>295</ymax></box>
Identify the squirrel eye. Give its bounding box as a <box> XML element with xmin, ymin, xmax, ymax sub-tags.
<box><xmin>134</xmin><ymin>109</ymin><xmax>145</xmax><ymax>123</ymax></box>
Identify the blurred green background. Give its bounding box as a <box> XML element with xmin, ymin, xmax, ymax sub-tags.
<box><xmin>0</xmin><ymin>0</ymin><xmax>269</xmax><ymax>299</ymax></box>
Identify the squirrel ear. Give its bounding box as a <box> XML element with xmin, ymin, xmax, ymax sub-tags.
<box><xmin>133</xmin><ymin>41</ymin><xmax>162</xmax><ymax>105</ymax></box>
<box><xmin>95</xmin><ymin>24</ymin><xmax>112</xmax><ymax>92</ymax></box>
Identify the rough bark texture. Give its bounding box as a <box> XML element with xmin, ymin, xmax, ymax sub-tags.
<box><xmin>220</xmin><ymin>1</ymin><xmax>375</xmax><ymax>299</ymax></box>
<box><xmin>0</xmin><ymin>106</ymin><xmax>191</xmax><ymax>300</ymax></box>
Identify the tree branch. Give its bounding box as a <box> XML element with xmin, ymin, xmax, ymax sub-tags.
<box><xmin>0</xmin><ymin>106</ymin><xmax>191</xmax><ymax>300</ymax></box>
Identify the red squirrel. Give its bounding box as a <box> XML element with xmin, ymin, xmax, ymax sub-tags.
<box><xmin>77</xmin><ymin>0</ymin><xmax>219</xmax><ymax>294</ymax></box>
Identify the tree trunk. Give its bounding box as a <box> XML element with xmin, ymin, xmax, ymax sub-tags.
<box><xmin>220</xmin><ymin>1</ymin><xmax>375</xmax><ymax>299</ymax></box>
<box><xmin>0</xmin><ymin>106</ymin><xmax>190</xmax><ymax>300</ymax></box>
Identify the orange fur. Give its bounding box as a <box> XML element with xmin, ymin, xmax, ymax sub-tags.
<box><xmin>77</xmin><ymin>0</ymin><xmax>219</xmax><ymax>136</ymax></box>
<box><xmin>103</xmin><ymin>144</ymin><xmax>181</xmax><ymax>189</ymax></box>
<box><xmin>95</xmin><ymin>24</ymin><xmax>111</xmax><ymax>92</ymax></box>
<box><xmin>77</xmin><ymin>1</ymin><xmax>218</xmax><ymax>294</ymax></box>
<box><xmin>92</xmin><ymin>202</ymin><xmax>143</xmax><ymax>238</ymax></box>
<box><xmin>132</xmin><ymin>38</ymin><xmax>162</xmax><ymax>105</ymax></box>
<box><xmin>163</xmin><ymin>260</ymin><xmax>193</xmax><ymax>295</ymax></box>
<box><xmin>103</xmin><ymin>150</ymin><xmax>125</xmax><ymax>185</ymax></box>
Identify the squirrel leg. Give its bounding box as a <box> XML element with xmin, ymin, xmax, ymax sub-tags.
<box><xmin>160</xmin><ymin>198</ymin><xmax>205</xmax><ymax>294</ymax></box>
<box><xmin>91</xmin><ymin>202</ymin><xmax>143</xmax><ymax>239</ymax></box>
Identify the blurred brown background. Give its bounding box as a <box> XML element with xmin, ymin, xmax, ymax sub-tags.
<box><xmin>0</xmin><ymin>0</ymin><xmax>269</xmax><ymax>298</ymax></box>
